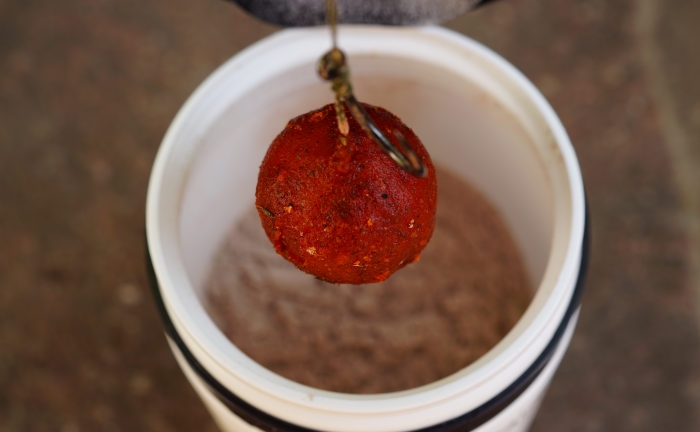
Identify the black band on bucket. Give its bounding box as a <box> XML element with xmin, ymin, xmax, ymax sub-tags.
<box><xmin>146</xmin><ymin>206</ymin><xmax>589</xmax><ymax>432</ymax></box>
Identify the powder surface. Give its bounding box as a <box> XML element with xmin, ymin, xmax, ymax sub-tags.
<box><xmin>204</xmin><ymin>168</ymin><xmax>533</xmax><ymax>394</ymax></box>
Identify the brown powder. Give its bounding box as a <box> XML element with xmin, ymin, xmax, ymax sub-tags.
<box><xmin>203</xmin><ymin>167</ymin><xmax>533</xmax><ymax>394</ymax></box>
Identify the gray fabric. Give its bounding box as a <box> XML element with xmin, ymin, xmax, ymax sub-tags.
<box><xmin>228</xmin><ymin>0</ymin><xmax>486</xmax><ymax>26</ymax></box>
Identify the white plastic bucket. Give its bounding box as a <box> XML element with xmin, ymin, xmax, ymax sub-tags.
<box><xmin>146</xmin><ymin>26</ymin><xmax>588</xmax><ymax>432</ymax></box>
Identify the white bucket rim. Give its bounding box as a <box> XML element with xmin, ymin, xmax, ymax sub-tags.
<box><xmin>146</xmin><ymin>25</ymin><xmax>587</xmax><ymax>431</ymax></box>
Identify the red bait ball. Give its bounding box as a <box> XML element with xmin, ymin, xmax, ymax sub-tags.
<box><xmin>255</xmin><ymin>103</ymin><xmax>437</xmax><ymax>284</ymax></box>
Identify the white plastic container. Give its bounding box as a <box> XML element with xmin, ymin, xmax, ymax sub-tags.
<box><xmin>146</xmin><ymin>26</ymin><xmax>588</xmax><ymax>432</ymax></box>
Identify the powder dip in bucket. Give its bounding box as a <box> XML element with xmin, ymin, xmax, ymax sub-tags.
<box><xmin>146</xmin><ymin>26</ymin><xmax>587</xmax><ymax>432</ymax></box>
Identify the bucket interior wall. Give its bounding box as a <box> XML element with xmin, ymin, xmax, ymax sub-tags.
<box><xmin>178</xmin><ymin>55</ymin><xmax>554</xmax><ymax>301</ymax></box>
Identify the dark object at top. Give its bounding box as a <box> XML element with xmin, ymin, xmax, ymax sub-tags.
<box><xmin>226</xmin><ymin>0</ymin><xmax>497</xmax><ymax>26</ymax></box>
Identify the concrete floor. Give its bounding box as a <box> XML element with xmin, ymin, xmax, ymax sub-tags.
<box><xmin>1</xmin><ymin>0</ymin><xmax>698</xmax><ymax>431</ymax></box>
